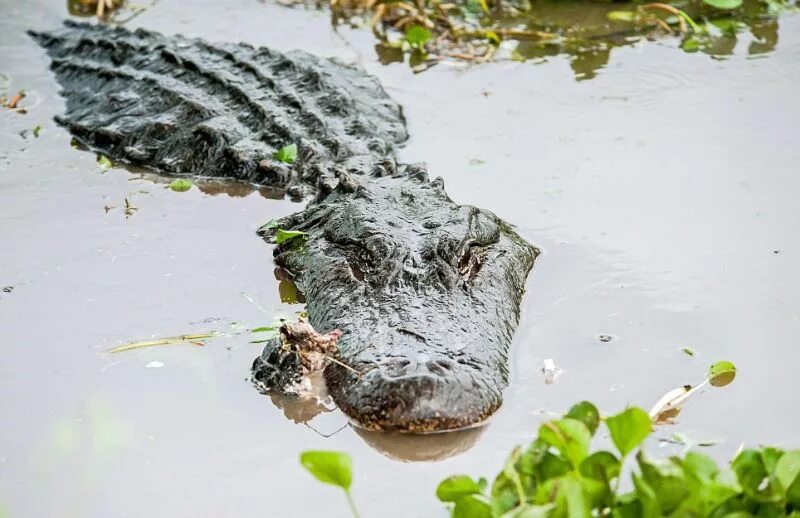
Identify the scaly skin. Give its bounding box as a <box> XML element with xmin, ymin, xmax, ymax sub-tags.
<box><xmin>32</xmin><ymin>21</ymin><xmax>538</xmax><ymax>432</ymax></box>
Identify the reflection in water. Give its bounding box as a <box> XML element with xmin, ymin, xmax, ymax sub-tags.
<box><xmin>504</xmin><ymin>0</ymin><xmax>787</xmax><ymax>80</ymax></box>
<box><xmin>275</xmin><ymin>268</ymin><xmax>306</xmax><ymax>304</ymax></box>
<box><xmin>356</xmin><ymin>426</ymin><xmax>487</xmax><ymax>462</ymax></box>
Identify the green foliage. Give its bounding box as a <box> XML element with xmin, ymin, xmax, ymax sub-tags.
<box><xmin>168</xmin><ymin>178</ymin><xmax>193</xmax><ymax>192</ymax></box>
<box><xmin>300</xmin><ymin>450</ymin><xmax>360</xmax><ymax>517</ymax></box>
<box><xmin>97</xmin><ymin>153</ymin><xmax>112</xmax><ymax>169</ymax></box>
<box><xmin>273</xmin><ymin>143</ymin><xmax>298</xmax><ymax>164</ymax></box>
<box><xmin>708</xmin><ymin>360</ymin><xmax>737</xmax><ymax>387</ymax></box>
<box><xmin>274</xmin><ymin>228</ymin><xmax>307</xmax><ymax>245</ymax></box>
<box><xmin>435</xmin><ymin>401</ymin><xmax>800</xmax><ymax>517</ymax></box>
<box><xmin>405</xmin><ymin>25</ymin><xmax>432</xmax><ymax>49</ymax></box>
<box><xmin>702</xmin><ymin>0</ymin><xmax>743</xmax><ymax>9</ymax></box>
<box><xmin>606</xmin><ymin>407</ymin><xmax>652</xmax><ymax>458</ymax></box>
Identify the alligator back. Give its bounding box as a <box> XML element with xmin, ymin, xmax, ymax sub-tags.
<box><xmin>29</xmin><ymin>21</ymin><xmax>407</xmax><ymax>189</ymax></box>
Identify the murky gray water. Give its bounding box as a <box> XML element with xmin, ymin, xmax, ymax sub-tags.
<box><xmin>1</xmin><ymin>0</ymin><xmax>799</xmax><ymax>516</ymax></box>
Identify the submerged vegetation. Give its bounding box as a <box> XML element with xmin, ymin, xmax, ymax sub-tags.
<box><xmin>281</xmin><ymin>0</ymin><xmax>795</xmax><ymax>77</ymax></box>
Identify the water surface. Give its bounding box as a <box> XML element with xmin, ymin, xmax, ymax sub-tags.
<box><xmin>1</xmin><ymin>0</ymin><xmax>799</xmax><ymax>516</ymax></box>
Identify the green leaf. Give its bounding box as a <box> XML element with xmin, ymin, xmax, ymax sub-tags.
<box><xmin>263</xmin><ymin>219</ymin><xmax>280</xmax><ymax>230</ymax></box>
<box><xmin>708</xmin><ymin>360</ymin><xmax>737</xmax><ymax>387</ymax></box>
<box><xmin>436</xmin><ymin>475</ymin><xmax>483</xmax><ymax>502</ymax></box>
<box><xmin>274</xmin><ymin>228</ymin><xmax>307</xmax><ymax>245</ymax></box>
<box><xmin>299</xmin><ymin>450</ymin><xmax>352</xmax><ymax>490</ymax></box>
<box><xmin>97</xmin><ymin>154</ymin><xmax>112</xmax><ymax>169</ymax></box>
<box><xmin>607</xmin><ymin>10</ymin><xmax>635</xmax><ymax>22</ymax></box>
<box><xmin>452</xmin><ymin>494</ymin><xmax>492</xmax><ymax>518</ymax></box>
<box><xmin>273</xmin><ymin>143</ymin><xmax>298</xmax><ymax>164</ymax></box>
<box><xmin>503</xmin><ymin>504</ymin><xmax>555</xmax><ymax>518</ymax></box>
<box><xmin>485</xmin><ymin>30</ymin><xmax>501</xmax><ymax>46</ymax></box>
<box><xmin>579</xmin><ymin>451</ymin><xmax>621</xmax><ymax>483</ymax></box>
<box><xmin>405</xmin><ymin>25</ymin><xmax>432</xmax><ymax>49</ymax></box>
<box><xmin>33</xmin><ymin>125</ymin><xmax>42</xmax><ymax>138</ymax></box>
<box><xmin>169</xmin><ymin>178</ymin><xmax>193</xmax><ymax>192</ymax></box>
<box><xmin>680</xmin><ymin>347</ymin><xmax>696</xmax><ymax>356</ymax></box>
<box><xmin>605</xmin><ymin>407</ymin><xmax>652</xmax><ymax>457</ymax></box>
<box><xmin>538</xmin><ymin>418</ymin><xmax>591</xmax><ymax>468</ymax></box>
<box><xmin>565</xmin><ymin>401</ymin><xmax>600</xmax><ymax>436</ymax></box>
<box><xmin>775</xmin><ymin>450</ymin><xmax>800</xmax><ymax>505</ymax></box>
<box><xmin>731</xmin><ymin>449</ymin><xmax>782</xmax><ymax>503</ymax></box>
<box><xmin>636</xmin><ymin>452</ymin><xmax>689</xmax><ymax>514</ymax></box>
<box><xmin>702</xmin><ymin>0</ymin><xmax>743</xmax><ymax>9</ymax></box>
<box><xmin>538</xmin><ymin>475</ymin><xmax>590</xmax><ymax>518</ymax></box>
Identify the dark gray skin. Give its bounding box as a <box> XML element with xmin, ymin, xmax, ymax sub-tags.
<box><xmin>31</xmin><ymin>22</ymin><xmax>538</xmax><ymax>433</ymax></box>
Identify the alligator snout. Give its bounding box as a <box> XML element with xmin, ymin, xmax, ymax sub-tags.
<box><xmin>327</xmin><ymin>355</ymin><xmax>503</xmax><ymax>433</ymax></box>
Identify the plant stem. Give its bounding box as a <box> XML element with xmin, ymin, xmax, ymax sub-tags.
<box><xmin>345</xmin><ymin>490</ymin><xmax>361</xmax><ymax>518</ymax></box>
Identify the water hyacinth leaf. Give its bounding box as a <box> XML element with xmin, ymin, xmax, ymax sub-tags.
<box><xmin>273</xmin><ymin>143</ymin><xmax>298</xmax><ymax>164</ymax></box>
<box><xmin>275</xmin><ymin>228</ymin><xmax>307</xmax><ymax>245</ymax></box>
<box><xmin>504</xmin><ymin>504</ymin><xmax>555</xmax><ymax>518</ymax></box>
<box><xmin>580</xmin><ymin>451</ymin><xmax>621</xmax><ymax>483</ymax></box>
<box><xmin>299</xmin><ymin>450</ymin><xmax>352</xmax><ymax>490</ymax></box>
<box><xmin>565</xmin><ymin>401</ymin><xmax>600</xmax><ymax>435</ymax></box>
<box><xmin>169</xmin><ymin>178</ymin><xmax>193</xmax><ymax>192</ymax></box>
<box><xmin>775</xmin><ymin>450</ymin><xmax>800</xmax><ymax>495</ymax></box>
<box><xmin>702</xmin><ymin>0</ymin><xmax>743</xmax><ymax>9</ymax></box>
<box><xmin>606</xmin><ymin>407</ymin><xmax>652</xmax><ymax>457</ymax></box>
<box><xmin>708</xmin><ymin>360</ymin><xmax>737</xmax><ymax>387</ymax></box>
<box><xmin>538</xmin><ymin>418</ymin><xmax>591</xmax><ymax>468</ymax></box>
<box><xmin>405</xmin><ymin>25</ymin><xmax>432</xmax><ymax>49</ymax></box>
<box><xmin>731</xmin><ymin>449</ymin><xmax>782</xmax><ymax>502</ymax></box>
<box><xmin>436</xmin><ymin>475</ymin><xmax>484</xmax><ymax>502</ymax></box>
<box><xmin>607</xmin><ymin>10</ymin><xmax>636</xmax><ymax>22</ymax></box>
<box><xmin>636</xmin><ymin>452</ymin><xmax>689</xmax><ymax>514</ymax></box>
<box><xmin>680</xmin><ymin>451</ymin><xmax>719</xmax><ymax>481</ymax></box>
<box><xmin>452</xmin><ymin>494</ymin><xmax>492</xmax><ymax>518</ymax></box>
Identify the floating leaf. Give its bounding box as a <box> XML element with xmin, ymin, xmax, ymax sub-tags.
<box><xmin>436</xmin><ymin>475</ymin><xmax>484</xmax><ymax>502</ymax></box>
<box><xmin>169</xmin><ymin>178</ymin><xmax>193</xmax><ymax>192</ymax></box>
<box><xmin>274</xmin><ymin>143</ymin><xmax>298</xmax><ymax>164</ymax></box>
<box><xmin>452</xmin><ymin>494</ymin><xmax>492</xmax><ymax>518</ymax></box>
<box><xmin>485</xmin><ymin>30</ymin><xmax>501</xmax><ymax>46</ymax></box>
<box><xmin>275</xmin><ymin>228</ymin><xmax>307</xmax><ymax>245</ymax></box>
<box><xmin>97</xmin><ymin>154</ymin><xmax>112</xmax><ymax>169</ymax></box>
<box><xmin>702</xmin><ymin>0</ymin><xmax>743</xmax><ymax>9</ymax></box>
<box><xmin>300</xmin><ymin>450</ymin><xmax>353</xmax><ymax>490</ymax></box>
<box><xmin>606</xmin><ymin>407</ymin><xmax>652</xmax><ymax>457</ymax></box>
<box><xmin>405</xmin><ymin>25</ymin><xmax>432</xmax><ymax>49</ymax></box>
<box><xmin>33</xmin><ymin>125</ymin><xmax>42</xmax><ymax>137</ymax></box>
<box><xmin>708</xmin><ymin>360</ymin><xmax>736</xmax><ymax>387</ymax></box>
<box><xmin>565</xmin><ymin>401</ymin><xmax>600</xmax><ymax>435</ymax></box>
<box><xmin>539</xmin><ymin>418</ymin><xmax>591</xmax><ymax>467</ymax></box>
<box><xmin>607</xmin><ymin>10</ymin><xmax>636</xmax><ymax>22</ymax></box>
<box><xmin>680</xmin><ymin>347</ymin><xmax>695</xmax><ymax>356</ymax></box>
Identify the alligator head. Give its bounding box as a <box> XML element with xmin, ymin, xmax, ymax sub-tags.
<box><xmin>260</xmin><ymin>164</ymin><xmax>538</xmax><ymax>432</ymax></box>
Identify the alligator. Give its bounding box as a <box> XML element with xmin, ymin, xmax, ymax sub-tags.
<box><xmin>30</xmin><ymin>21</ymin><xmax>539</xmax><ymax>433</ymax></box>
